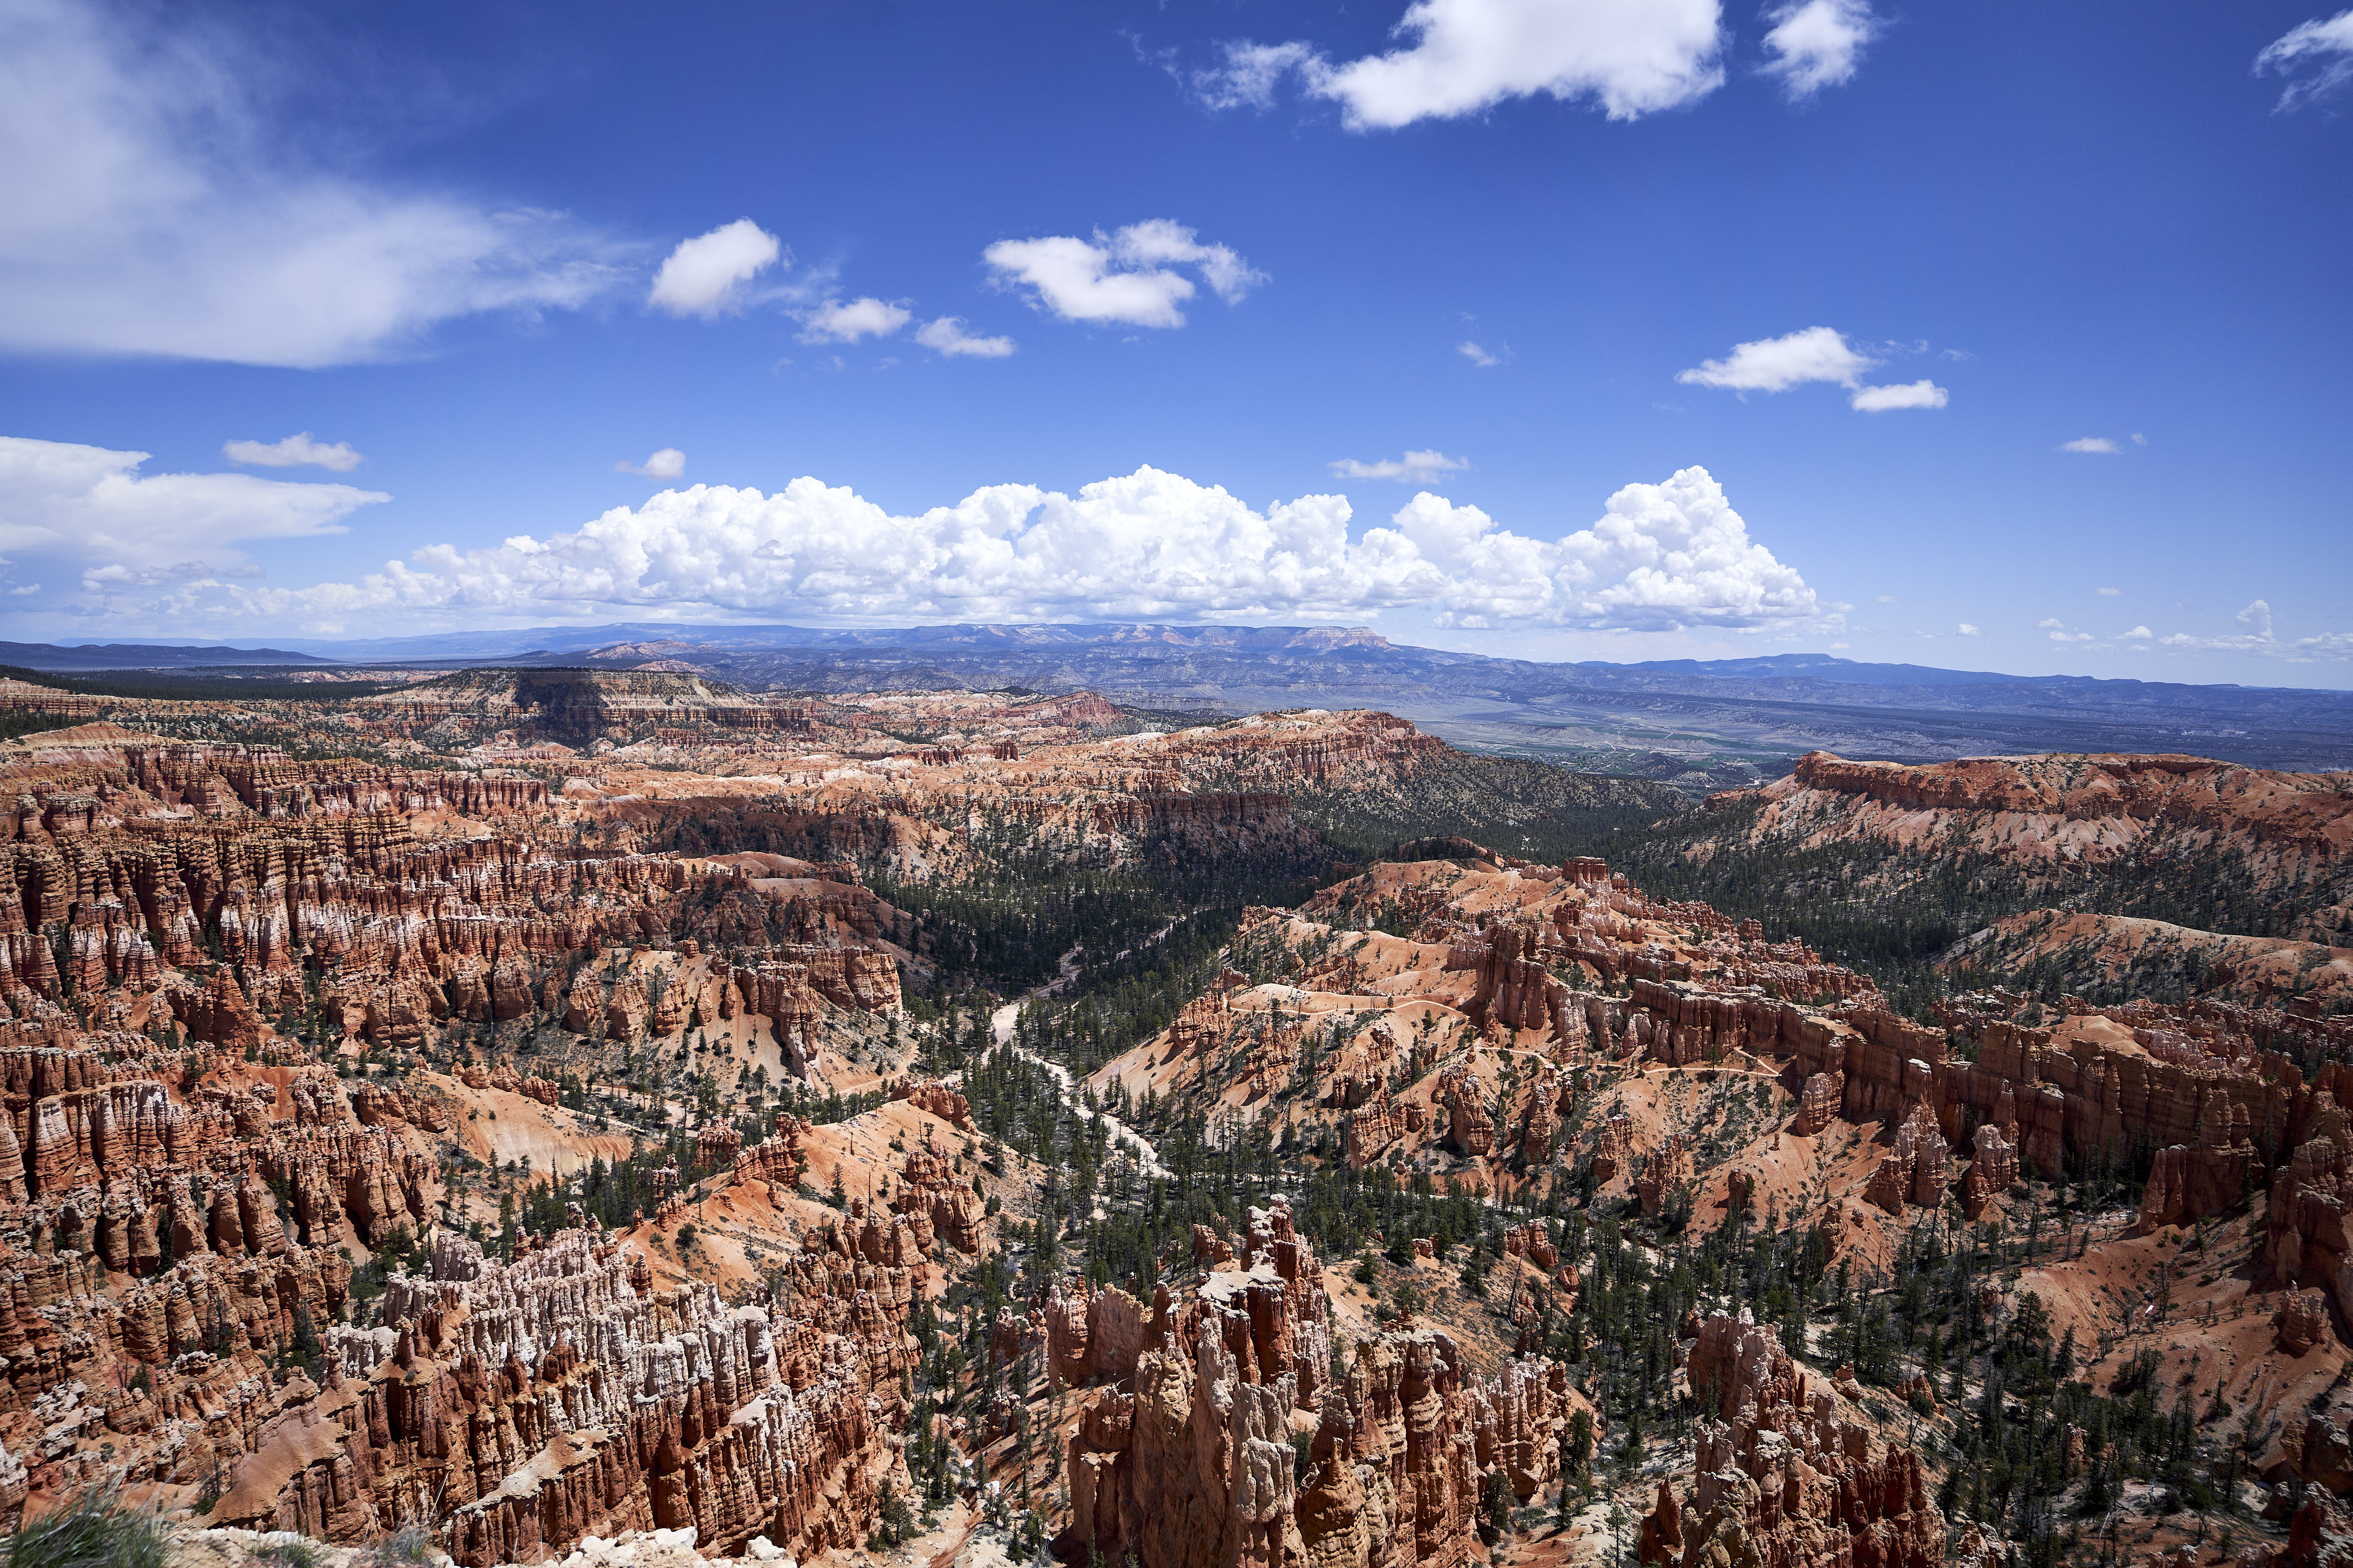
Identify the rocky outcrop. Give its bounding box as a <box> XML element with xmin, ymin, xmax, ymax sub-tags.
<box><xmin>1501</xmin><ymin>1221</ymin><xmax>1558</xmax><ymax>1273</ymax></box>
<box><xmin>1636</xmin><ymin>1135</ymin><xmax>1693</xmax><ymax>1217</ymax></box>
<box><xmin>1790</xmin><ymin>1070</ymin><xmax>1842</xmax><ymax>1136</ymax></box>
<box><xmin>1591</xmin><ymin>1113</ymin><xmax>1633</xmax><ymax>1183</ymax></box>
<box><xmin>1046</xmin><ymin>1279</ymin><xmax>1148</xmax><ymax>1388</ymax></box>
<box><xmin>1068</xmin><ymin>1200</ymin><xmax>1560</xmax><ymax>1568</ymax></box>
<box><xmin>1637</xmin><ymin>1480</ymin><xmax>1681</xmax><ymax>1566</ymax></box>
<box><xmin>1865</xmin><ymin>1101</ymin><xmax>1950</xmax><ymax>1213</ymax></box>
<box><xmin>1435</xmin><ymin>1062</ymin><xmax>1491</xmax><ymax>1157</ymax></box>
<box><xmin>2134</xmin><ymin>1092</ymin><xmax>2258</xmax><ymax>1232</ymax></box>
<box><xmin>346</xmin><ymin>1082</ymin><xmax>449</xmax><ymax>1132</ymax></box>
<box><xmin>2278</xmin><ymin>1288</ymin><xmax>2335</xmax><ymax>1356</ymax></box>
<box><xmin>1676</xmin><ymin>1312</ymin><xmax>1943</xmax><ymax>1568</ymax></box>
<box><xmin>1962</xmin><ymin>1121</ymin><xmax>2018</xmax><ymax>1218</ymax></box>
<box><xmin>1345</xmin><ymin>1090</ymin><xmax>1411</xmax><ymax>1169</ymax></box>
<box><xmin>889</xmin><ymin>1078</ymin><xmax>973</xmax><ymax>1130</ymax></box>
<box><xmin>891</xmin><ymin>1142</ymin><xmax>981</xmax><ymax>1255</ymax></box>
<box><xmin>2269</xmin><ymin>1136</ymin><xmax>2353</xmax><ymax>1328</ymax></box>
<box><xmin>348</xmin><ymin>1225</ymin><xmax>910</xmax><ymax>1565</ymax></box>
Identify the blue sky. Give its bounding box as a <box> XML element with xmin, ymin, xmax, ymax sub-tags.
<box><xmin>1</xmin><ymin>0</ymin><xmax>2349</xmax><ymax>684</ymax></box>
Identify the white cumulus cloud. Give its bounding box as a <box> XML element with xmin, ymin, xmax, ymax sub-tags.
<box><xmin>0</xmin><ymin>0</ymin><xmax>621</xmax><ymax>367</ymax></box>
<box><xmin>1678</xmin><ymin>326</ymin><xmax>1875</xmax><ymax>393</ymax></box>
<box><xmin>1956</xmin><ymin>623</ymin><xmax>1980</xmax><ymax>636</ymax></box>
<box><xmin>1849</xmin><ymin>379</ymin><xmax>1948</xmax><ymax>412</ymax></box>
<box><xmin>914</xmin><ymin>318</ymin><xmax>1017</xmax><ymax>359</ymax></box>
<box><xmin>2257</xmin><ymin>9</ymin><xmax>2353</xmax><ymax>111</ymax></box>
<box><xmin>648</xmin><ymin>220</ymin><xmax>784</xmax><ymax>318</ymax></box>
<box><xmin>2097</xmin><ymin>586</ymin><xmax>2122</xmax><ymax>595</ymax></box>
<box><xmin>2121</xmin><ymin>625</ymin><xmax>2152</xmax><ymax>639</ymax></box>
<box><xmin>120</xmin><ymin>463</ymin><xmax>1822</xmax><ymax>637</ymax></box>
<box><xmin>615</xmin><ymin>449</ymin><xmax>687</xmax><ymax>481</ymax></box>
<box><xmin>1330</xmin><ymin>450</ymin><xmax>1472</xmax><ymax>483</ymax></box>
<box><xmin>1761</xmin><ymin>0</ymin><xmax>1879</xmax><ymax>99</ymax></box>
<box><xmin>798</xmin><ymin>298</ymin><xmax>913</xmax><ymax>344</ymax></box>
<box><xmin>1209</xmin><ymin>0</ymin><xmax>1727</xmax><ymax>129</ymax></box>
<box><xmin>984</xmin><ymin>221</ymin><xmax>1264</xmax><ymax>329</ymax></box>
<box><xmin>224</xmin><ymin>433</ymin><xmax>365</xmax><ymax>472</ymax></box>
<box><xmin>1458</xmin><ymin>341</ymin><xmax>1503</xmax><ymax>367</ymax></box>
<box><xmin>2060</xmin><ymin>437</ymin><xmax>2121</xmax><ymax>454</ymax></box>
<box><xmin>0</xmin><ymin>435</ymin><xmax>388</xmax><ymax>574</ymax></box>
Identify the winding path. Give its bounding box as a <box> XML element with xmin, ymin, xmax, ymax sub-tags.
<box><xmin>983</xmin><ymin>946</ymin><xmax>1173</xmax><ymax>1180</ymax></box>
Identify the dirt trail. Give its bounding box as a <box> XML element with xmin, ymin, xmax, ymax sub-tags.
<box><xmin>985</xmin><ymin>945</ymin><xmax>1173</xmax><ymax>1180</ymax></box>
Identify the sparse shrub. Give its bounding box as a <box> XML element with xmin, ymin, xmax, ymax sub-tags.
<box><xmin>1</xmin><ymin>1487</ymin><xmax>169</xmax><ymax>1568</ymax></box>
<box><xmin>364</xmin><ymin>1524</ymin><xmax>435</xmax><ymax>1566</ymax></box>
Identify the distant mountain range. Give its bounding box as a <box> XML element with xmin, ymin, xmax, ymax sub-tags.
<box><xmin>14</xmin><ymin>624</ymin><xmax>2353</xmax><ymax>778</ymax></box>
<box><xmin>2</xmin><ymin>639</ymin><xmax>333</xmax><ymax>669</ymax></box>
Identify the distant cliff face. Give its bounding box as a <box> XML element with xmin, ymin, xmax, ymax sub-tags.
<box><xmin>1771</xmin><ymin>751</ymin><xmax>2353</xmax><ymax>865</ymax></box>
<box><xmin>358</xmin><ymin>668</ymin><xmax>810</xmax><ymax>746</ymax></box>
<box><xmin>1610</xmin><ymin>750</ymin><xmax>2353</xmax><ymax>985</ymax></box>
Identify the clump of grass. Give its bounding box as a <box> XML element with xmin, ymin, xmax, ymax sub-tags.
<box><xmin>256</xmin><ymin>1537</ymin><xmax>324</xmax><ymax>1568</ymax></box>
<box><xmin>0</xmin><ymin>1487</ymin><xmax>168</xmax><ymax>1568</ymax></box>
<box><xmin>365</xmin><ymin>1524</ymin><xmax>435</xmax><ymax>1566</ymax></box>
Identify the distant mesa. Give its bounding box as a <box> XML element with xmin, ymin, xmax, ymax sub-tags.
<box><xmin>357</xmin><ymin>666</ymin><xmax>805</xmax><ymax>747</ymax></box>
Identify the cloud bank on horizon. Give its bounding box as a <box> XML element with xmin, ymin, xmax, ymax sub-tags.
<box><xmin>26</xmin><ymin>437</ymin><xmax>1817</xmax><ymax>635</ymax></box>
<box><xmin>5</xmin><ymin>429</ymin><xmax>2345</xmax><ymax>664</ymax></box>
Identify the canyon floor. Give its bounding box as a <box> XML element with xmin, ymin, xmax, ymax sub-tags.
<box><xmin>0</xmin><ymin>668</ymin><xmax>2347</xmax><ymax>1568</ymax></box>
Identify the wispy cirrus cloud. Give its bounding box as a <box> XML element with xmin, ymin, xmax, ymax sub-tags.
<box><xmin>2257</xmin><ymin>9</ymin><xmax>2353</xmax><ymax>111</ymax></box>
<box><xmin>1329</xmin><ymin>449</ymin><xmax>1470</xmax><ymax>483</ymax></box>
<box><xmin>224</xmin><ymin>433</ymin><xmax>365</xmax><ymax>472</ymax></box>
<box><xmin>914</xmin><ymin>318</ymin><xmax>1016</xmax><ymax>359</ymax></box>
